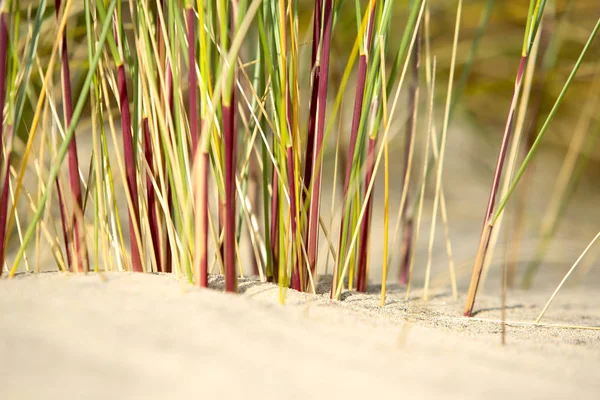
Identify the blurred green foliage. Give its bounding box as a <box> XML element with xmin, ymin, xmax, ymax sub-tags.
<box><xmin>10</xmin><ymin>0</ymin><xmax>600</xmax><ymax>152</ymax></box>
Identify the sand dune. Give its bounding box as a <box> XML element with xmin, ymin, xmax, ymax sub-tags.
<box><xmin>1</xmin><ymin>272</ymin><xmax>598</xmax><ymax>399</ymax></box>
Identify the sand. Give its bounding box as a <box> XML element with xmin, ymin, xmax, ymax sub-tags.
<box><xmin>1</xmin><ymin>272</ymin><xmax>598</xmax><ymax>399</ymax></box>
<box><xmin>2</xmin><ymin>112</ymin><xmax>599</xmax><ymax>399</ymax></box>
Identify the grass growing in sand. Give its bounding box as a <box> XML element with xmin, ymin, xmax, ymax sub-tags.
<box><xmin>0</xmin><ymin>0</ymin><xmax>598</xmax><ymax>334</ymax></box>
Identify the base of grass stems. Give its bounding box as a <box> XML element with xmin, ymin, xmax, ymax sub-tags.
<box><xmin>464</xmin><ymin>56</ymin><xmax>527</xmax><ymax>315</ymax></box>
<box><xmin>464</xmin><ymin>223</ymin><xmax>493</xmax><ymax>316</ymax></box>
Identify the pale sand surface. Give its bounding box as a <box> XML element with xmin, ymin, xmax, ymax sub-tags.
<box><xmin>3</xmin><ymin>118</ymin><xmax>600</xmax><ymax>399</ymax></box>
<box><xmin>1</xmin><ymin>272</ymin><xmax>599</xmax><ymax>399</ymax></box>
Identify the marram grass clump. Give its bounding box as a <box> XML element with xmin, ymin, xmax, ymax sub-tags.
<box><xmin>0</xmin><ymin>0</ymin><xmax>598</xmax><ymax>324</ymax></box>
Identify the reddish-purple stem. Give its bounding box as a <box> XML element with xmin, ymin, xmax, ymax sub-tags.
<box><xmin>303</xmin><ymin>66</ymin><xmax>319</xmax><ymax>199</ymax></box>
<box><xmin>336</xmin><ymin>4</ymin><xmax>376</xmax><ymax>289</ymax></box>
<box><xmin>56</xmin><ymin>0</ymin><xmax>88</xmax><ymax>272</ymax></box>
<box><xmin>302</xmin><ymin>0</ymin><xmax>321</xmax><ymax>206</ymax></box>
<box><xmin>0</xmin><ymin>13</ymin><xmax>9</xmax><ymax>273</ymax></box>
<box><xmin>0</xmin><ymin>138</ymin><xmax>10</xmax><ymax>273</ymax></box>
<box><xmin>0</xmin><ymin>154</ymin><xmax>9</xmax><ymax>269</ymax></box>
<box><xmin>143</xmin><ymin>118</ymin><xmax>161</xmax><ymax>272</ymax></box>
<box><xmin>464</xmin><ymin>56</ymin><xmax>528</xmax><ymax>317</ymax></box>
<box><xmin>156</xmin><ymin>1</ymin><xmax>173</xmax><ymax>273</ymax></box>
<box><xmin>117</xmin><ymin>64</ymin><xmax>143</xmax><ymax>273</ymax></box>
<box><xmin>342</xmin><ymin>7</ymin><xmax>376</xmax><ymax>197</ymax></box>
<box><xmin>284</xmin><ymin>81</ymin><xmax>303</xmax><ymax>291</ymax></box>
<box><xmin>356</xmin><ymin>137</ymin><xmax>376</xmax><ymax>292</ymax></box>
<box><xmin>221</xmin><ymin>2</ymin><xmax>240</xmax><ymax>292</ymax></box>
<box><xmin>0</xmin><ymin>125</ymin><xmax>12</xmax><ymax>273</ymax></box>
<box><xmin>223</xmin><ymin>101</ymin><xmax>237</xmax><ymax>292</ymax></box>
<box><xmin>484</xmin><ymin>56</ymin><xmax>527</xmax><ymax>227</ymax></box>
<box><xmin>307</xmin><ymin>0</ymin><xmax>333</xmax><ymax>286</ymax></box>
<box><xmin>0</xmin><ymin>13</ymin><xmax>6</xmax><ymax>148</ymax></box>
<box><xmin>164</xmin><ymin>62</ymin><xmax>174</xmax><ymax>273</ymax></box>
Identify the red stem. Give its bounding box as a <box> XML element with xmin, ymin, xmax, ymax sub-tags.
<box><xmin>483</xmin><ymin>56</ymin><xmax>527</xmax><ymax>226</ymax></box>
<box><xmin>337</xmin><ymin>4</ymin><xmax>376</xmax><ymax>290</ymax></box>
<box><xmin>342</xmin><ymin>7</ymin><xmax>376</xmax><ymax>197</ymax></box>
<box><xmin>0</xmin><ymin>14</ymin><xmax>8</xmax><ymax>273</ymax></box>
<box><xmin>464</xmin><ymin>56</ymin><xmax>528</xmax><ymax>317</ymax></box>
<box><xmin>117</xmin><ymin>64</ymin><xmax>143</xmax><ymax>272</ymax></box>
<box><xmin>303</xmin><ymin>65</ymin><xmax>319</xmax><ymax>201</ymax></box>
<box><xmin>143</xmin><ymin>118</ymin><xmax>161</xmax><ymax>273</ymax></box>
<box><xmin>307</xmin><ymin>0</ymin><xmax>333</xmax><ymax>284</ymax></box>
<box><xmin>156</xmin><ymin>1</ymin><xmax>172</xmax><ymax>273</ymax></box>
<box><xmin>164</xmin><ymin>62</ymin><xmax>174</xmax><ymax>273</ymax></box>
<box><xmin>0</xmin><ymin>12</ymin><xmax>6</xmax><ymax>148</ymax></box>
<box><xmin>56</xmin><ymin>0</ymin><xmax>88</xmax><ymax>272</ymax></box>
<box><xmin>284</xmin><ymin>79</ymin><xmax>303</xmax><ymax>290</ymax></box>
<box><xmin>302</xmin><ymin>0</ymin><xmax>322</xmax><ymax>200</ymax></box>
<box><xmin>356</xmin><ymin>137</ymin><xmax>376</xmax><ymax>292</ymax></box>
<box><xmin>0</xmin><ymin>127</ymin><xmax>12</xmax><ymax>273</ymax></box>
<box><xmin>223</xmin><ymin>101</ymin><xmax>237</xmax><ymax>292</ymax></box>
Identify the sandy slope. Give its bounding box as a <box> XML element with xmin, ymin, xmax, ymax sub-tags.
<box><xmin>2</xmin><ymin>113</ymin><xmax>599</xmax><ymax>399</ymax></box>
<box><xmin>1</xmin><ymin>272</ymin><xmax>598</xmax><ymax>399</ymax></box>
